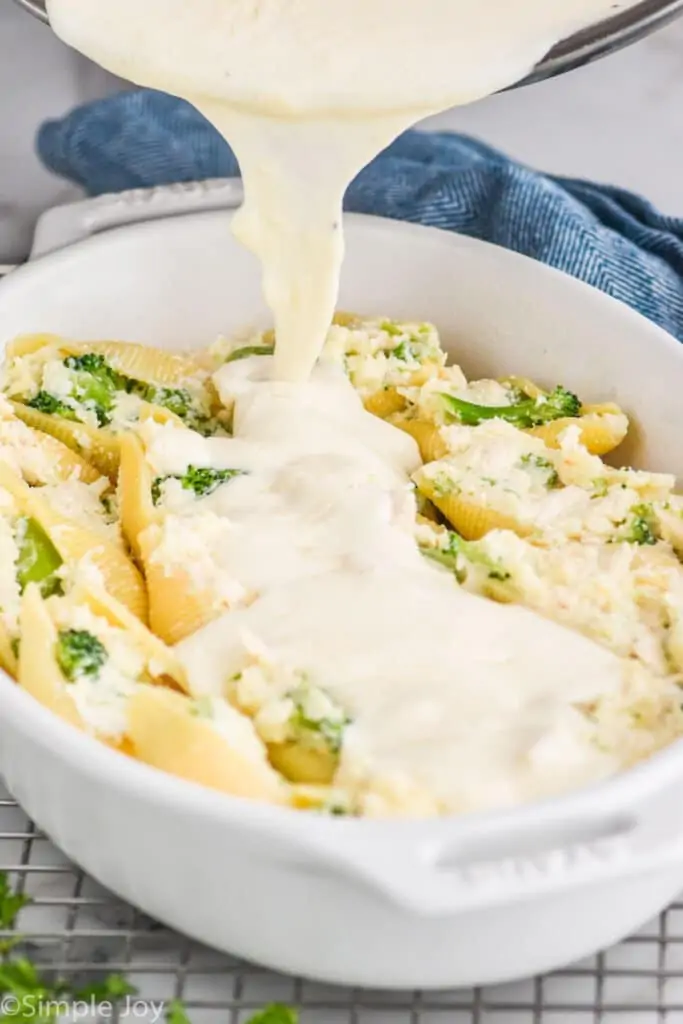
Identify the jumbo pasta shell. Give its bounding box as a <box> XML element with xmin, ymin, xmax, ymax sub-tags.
<box><xmin>65</xmin><ymin>340</ymin><xmax>203</xmax><ymax>386</ymax></box>
<box><xmin>0</xmin><ymin>465</ymin><xmax>148</xmax><ymax>622</ymax></box>
<box><xmin>390</xmin><ymin>416</ymin><xmax>450</xmax><ymax>464</ymax></box>
<box><xmin>5</xmin><ymin>334</ymin><xmax>65</xmax><ymax>360</ymax></box>
<box><xmin>24</xmin><ymin>428</ymin><xmax>102</xmax><ymax>485</ymax></box>
<box><xmin>414</xmin><ymin>475</ymin><xmax>532</xmax><ymax>541</ymax></box>
<box><xmin>12</xmin><ymin>399</ymin><xmax>182</xmax><ymax>480</ymax></box>
<box><xmin>268</xmin><ymin>742</ymin><xmax>337</xmax><ymax>786</ymax></box>
<box><xmin>127</xmin><ymin>686</ymin><xmax>287</xmax><ymax>803</ymax></box>
<box><xmin>10</xmin><ymin>400</ymin><xmax>120</xmax><ymax>479</ymax></box>
<box><xmin>142</xmin><ymin>548</ymin><xmax>220</xmax><ymax>646</ymax></box>
<box><xmin>527</xmin><ymin>405</ymin><xmax>629</xmax><ymax>456</ymax></box>
<box><xmin>0</xmin><ymin>622</ymin><xmax>18</xmax><ymax>679</ymax></box>
<box><xmin>18</xmin><ymin>586</ymin><xmax>139</xmax><ymax>754</ymax></box>
<box><xmin>118</xmin><ymin>433</ymin><xmax>161</xmax><ymax>562</ymax></box>
<box><xmin>0</xmin><ymin>402</ymin><xmax>102</xmax><ymax>485</ymax></box>
<box><xmin>75</xmin><ymin>583</ymin><xmax>188</xmax><ymax>692</ymax></box>
<box><xmin>364</xmin><ymin>388</ymin><xmax>406</xmax><ymax>419</ymax></box>
<box><xmin>18</xmin><ymin>584</ymin><xmax>84</xmax><ymax>732</ymax></box>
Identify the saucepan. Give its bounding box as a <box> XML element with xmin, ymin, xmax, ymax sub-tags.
<box><xmin>0</xmin><ymin>182</ymin><xmax>682</xmax><ymax>988</ymax></box>
<box><xmin>14</xmin><ymin>0</ymin><xmax>683</xmax><ymax>89</ymax></box>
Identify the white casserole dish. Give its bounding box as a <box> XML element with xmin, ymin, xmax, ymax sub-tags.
<box><xmin>1</xmin><ymin>181</ymin><xmax>683</xmax><ymax>990</ymax></box>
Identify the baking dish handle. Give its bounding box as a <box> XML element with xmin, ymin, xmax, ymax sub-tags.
<box><xmin>30</xmin><ymin>178</ymin><xmax>244</xmax><ymax>260</ymax></box>
<box><xmin>311</xmin><ymin>793</ymin><xmax>683</xmax><ymax>915</ymax></box>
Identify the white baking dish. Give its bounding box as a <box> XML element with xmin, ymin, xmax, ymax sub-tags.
<box><xmin>1</xmin><ymin>182</ymin><xmax>683</xmax><ymax>990</ymax></box>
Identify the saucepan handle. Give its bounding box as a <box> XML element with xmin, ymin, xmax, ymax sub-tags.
<box><xmin>30</xmin><ymin>178</ymin><xmax>244</xmax><ymax>260</ymax></box>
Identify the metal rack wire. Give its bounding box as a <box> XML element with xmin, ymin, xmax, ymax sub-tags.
<box><xmin>0</xmin><ymin>781</ymin><xmax>681</xmax><ymax>1024</ymax></box>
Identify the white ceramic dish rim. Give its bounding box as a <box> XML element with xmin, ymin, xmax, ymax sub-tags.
<box><xmin>3</xmin><ymin>203</ymin><xmax>683</xmax><ymax>919</ymax></box>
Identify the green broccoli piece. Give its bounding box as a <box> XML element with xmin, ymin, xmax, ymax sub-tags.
<box><xmin>288</xmin><ymin>685</ymin><xmax>350</xmax><ymax>755</ymax></box>
<box><xmin>420</xmin><ymin>529</ymin><xmax>511</xmax><ymax>583</ymax></box>
<box><xmin>152</xmin><ymin>465</ymin><xmax>247</xmax><ymax>505</ymax></box>
<box><xmin>63</xmin><ymin>353</ymin><xmax>127</xmax><ymax>427</ymax></box>
<box><xmin>440</xmin><ymin>385</ymin><xmax>581</xmax><ymax>428</ymax></box>
<box><xmin>64</xmin><ymin>355</ymin><xmax>211</xmax><ymax>432</ymax></box>
<box><xmin>26</xmin><ymin>392</ymin><xmax>79</xmax><ymax>422</ymax></box>
<box><xmin>137</xmin><ymin>383</ymin><xmax>220</xmax><ymax>434</ymax></box>
<box><xmin>63</xmin><ymin>353</ymin><xmax>126</xmax><ymax>389</ymax></box>
<box><xmin>619</xmin><ymin>503</ymin><xmax>659</xmax><ymax>546</ymax></box>
<box><xmin>225</xmin><ymin>344</ymin><xmax>275</xmax><ymax>363</ymax></box>
<box><xmin>14</xmin><ymin>517</ymin><xmax>63</xmax><ymax>598</ymax></box>
<box><xmin>140</xmin><ymin>384</ymin><xmax>193</xmax><ymax>418</ymax></box>
<box><xmin>56</xmin><ymin>629</ymin><xmax>108</xmax><ymax>682</ymax></box>
<box><xmin>520</xmin><ymin>453</ymin><xmax>560</xmax><ymax>489</ymax></box>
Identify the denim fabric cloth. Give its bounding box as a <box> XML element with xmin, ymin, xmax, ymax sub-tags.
<box><xmin>37</xmin><ymin>88</ymin><xmax>683</xmax><ymax>342</ymax></box>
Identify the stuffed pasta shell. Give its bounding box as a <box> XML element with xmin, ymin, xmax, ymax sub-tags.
<box><xmin>413</xmin><ymin>419</ymin><xmax>675</xmax><ymax>546</ymax></box>
<box><xmin>0</xmin><ymin>463</ymin><xmax>146</xmax><ymax>676</ymax></box>
<box><xmin>128</xmin><ymin>687</ymin><xmax>287</xmax><ymax>803</ymax></box>
<box><xmin>2</xmin><ymin>335</ymin><xmax>229</xmax><ymax>477</ymax></box>
<box><xmin>18</xmin><ymin>583</ymin><xmax>184</xmax><ymax>751</ymax></box>
<box><xmin>393</xmin><ymin>372</ymin><xmax>628</xmax><ymax>462</ymax></box>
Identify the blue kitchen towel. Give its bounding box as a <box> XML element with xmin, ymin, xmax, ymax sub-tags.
<box><xmin>37</xmin><ymin>88</ymin><xmax>683</xmax><ymax>342</ymax></box>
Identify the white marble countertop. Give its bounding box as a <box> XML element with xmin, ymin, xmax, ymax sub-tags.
<box><xmin>2</xmin><ymin>3</ymin><xmax>683</xmax><ymax>263</ymax></box>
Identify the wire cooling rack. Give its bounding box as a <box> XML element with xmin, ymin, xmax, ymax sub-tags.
<box><xmin>0</xmin><ymin>781</ymin><xmax>682</xmax><ymax>1024</ymax></box>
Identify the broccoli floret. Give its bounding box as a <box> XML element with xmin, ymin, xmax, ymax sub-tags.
<box><xmin>152</xmin><ymin>465</ymin><xmax>247</xmax><ymax>505</ymax></box>
<box><xmin>140</xmin><ymin>384</ymin><xmax>193</xmax><ymax>419</ymax></box>
<box><xmin>56</xmin><ymin>629</ymin><xmax>108</xmax><ymax>682</ymax></box>
<box><xmin>520</xmin><ymin>453</ymin><xmax>560</xmax><ymax>489</ymax></box>
<box><xmin>138</xmin><ymin>383</ymin><xmax>220</xmax><ymax>434</ymax></box>
<box><xmin>420</xmin><ymin>529</ymin><xmax>511</xmax><ymax>583</ymax></box>
<box><xmin>26</xmin><ymin>391</ymin><xmax>79</xmax><ymax>421</ymax></box>
<box><xmin>15</xmin><ymin>517</ymin><xmax>64</xmax><ymax>598</ymax></box>
<box><xmin>619</xmin><ymin>503</ymin><xmax>659</xmax><ymax>546</ymax></box>
<box><xmin>440</xmin><ymin>385</ymin><xmax>581</xmax><ymax>428</ymax></box>
<box><xmin>225</xmin><ymin>344</ymin><xmax>275</xmax><ymax>363</ymax></box>
<box><xmin>63</xmin><ymin>353</ymin><xmax>126</xmax><ymax>389</ymax></box>
<box><xmin>63</xmin><ymin>353</ymin><xmax>128</xmax><ymax>427</ymax></box>
<box><xmin>288</xmin><ymin>685</ymin><xmax>350</xmax><ymax>755</ymax></box>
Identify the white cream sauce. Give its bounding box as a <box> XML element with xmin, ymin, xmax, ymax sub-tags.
<box><xmin>47</xmin><ymin>0</ymin><xmax>639</xmax><ymax>380</ymax></box>
<box><xmin>163</xmin><ymin>359</ymin><xmax>635</xmax><ymax>813</ymax></box>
